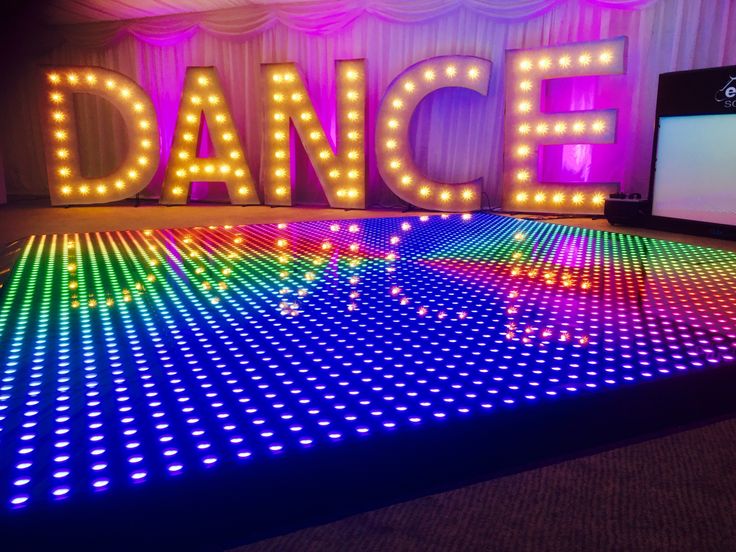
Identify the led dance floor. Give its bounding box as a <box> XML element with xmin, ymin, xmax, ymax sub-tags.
<box><xmin>2</xmin><ymin>213</ymin><xmax>736</xmax><ymax>549</ymax></box>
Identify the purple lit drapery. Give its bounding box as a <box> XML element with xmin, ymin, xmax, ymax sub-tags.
<box><xmin>0</xmin><ymin>151</ymin><xmax>6</xmax><ymax>205</ymax></box>
<box><xmin>4</xmin><ymin>0</ymin><xmax>736</xmax><ymax>206</ymax></box>
<box><xmin>45</xmin><ymin>1</ymin><xmax>660</xmax><ymax>42</ymax></box>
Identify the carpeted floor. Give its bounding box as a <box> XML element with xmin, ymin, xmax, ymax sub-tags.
<box><xmin>2</xmin><ymin>199</ymin><xmax>736</xmax><ymax>552</ymax></box>
<box><xmin>231</xmin><ymin>417</ymin><xmax>736</xmax><ymax>552</ymax></box>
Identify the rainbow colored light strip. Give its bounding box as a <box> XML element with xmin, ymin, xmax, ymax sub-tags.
<box><xmin>1</xmin><ymin>213</ymin><xmax>735</xmax><ymax>511</ymax></box>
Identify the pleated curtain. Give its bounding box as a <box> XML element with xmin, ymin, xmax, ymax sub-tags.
<box><xmin>2</xmin><ymin>0</ymin><xmax>734</xmax><ymax>207</ymax></box>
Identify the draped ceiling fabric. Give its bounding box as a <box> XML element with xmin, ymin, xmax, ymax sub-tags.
<box><xmin>4</xmin><ymin>0</ymin><xmax>735</xmax><ymax>207</ymax></box>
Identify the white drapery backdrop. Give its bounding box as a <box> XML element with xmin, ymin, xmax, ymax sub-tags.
<box><xmin>3</xmin><ymin>0</ymin><xmax>735</xmax><ymax>207</ymax></box>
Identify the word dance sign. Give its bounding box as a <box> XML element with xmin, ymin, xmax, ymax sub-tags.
<box><xmin>42</xmin><ymin>37</ymin><xmax>626</xmax><ymax>213</ymax></box>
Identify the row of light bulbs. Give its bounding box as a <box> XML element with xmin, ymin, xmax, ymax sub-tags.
<box><xmin>514</xmin><ymin>190</ymin><xmax>606</xmax><ymax>206</ymax></box>
<box><xmin>517</xmin><ymin>50</ymin><xmax>614</xmax><ymax>72</ymax></box>
<box><xmin>515</xmin><ymin>119</ymin><xmax>607</xmax><ymax>135</ymax></box>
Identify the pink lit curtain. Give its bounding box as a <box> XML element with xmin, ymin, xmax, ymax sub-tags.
<box><xmin>44</xmin><ymin>1</ymin><xmax>659</xmax><ymax>29</ymax></box>
<box><xmin>3</xmin><ymin>0</ymin><xmax>736</xmax><ymax>206</ymax></box>
<box><xmin>0</xmin><ymin>150</ymin><xmax>6</xmax><ymax>204</ymax></box>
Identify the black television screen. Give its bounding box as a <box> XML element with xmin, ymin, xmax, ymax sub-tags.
<box><xmin>649</xmin><ymin>65</ymin><xmax>736</xmax><ymax>230</ymax></box>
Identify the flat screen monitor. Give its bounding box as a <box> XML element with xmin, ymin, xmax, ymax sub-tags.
<box><xmin>651</xmin><ymin>113</ymin><xmax>736</xmax><ymax>226</ymax></box>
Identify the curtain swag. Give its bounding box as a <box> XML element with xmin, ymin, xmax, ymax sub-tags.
<box><xmin>52</xmin><ymin>0</ymin><xmax>662</xmax><ymax>47</ymax></box>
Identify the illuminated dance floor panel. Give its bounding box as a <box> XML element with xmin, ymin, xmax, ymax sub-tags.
<box><xmin>2</xmin><ymin>213</ymin><xmax>736</xmax><ymax>548</ymax></box>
